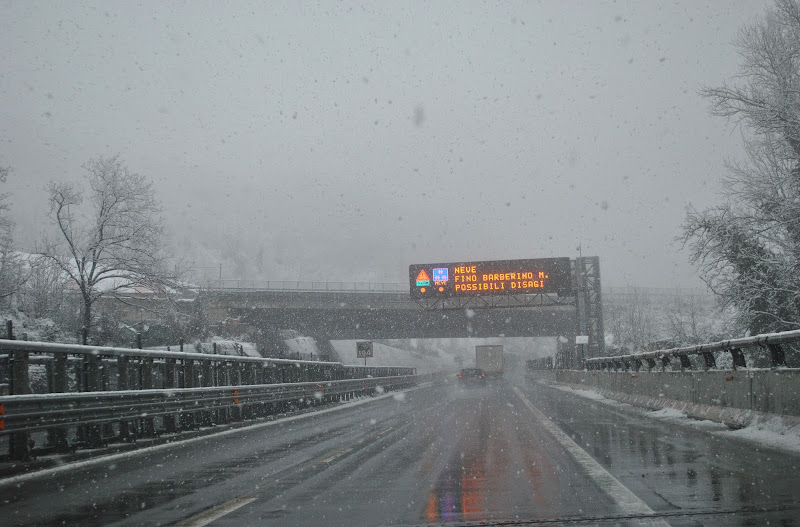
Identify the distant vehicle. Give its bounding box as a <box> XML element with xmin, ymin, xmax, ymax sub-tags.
<box><xmin>458</xmin><ymin>368</ymin><xmax>486</xmax><ymax>384</ymax></box>
<box><xmin>475</xmin><ymin>345</ymin><xmax>504</xmax><ymax>378</ymax></box>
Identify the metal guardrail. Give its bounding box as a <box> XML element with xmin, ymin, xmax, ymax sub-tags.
<box><xmin>0</xmin><ymin>375</ymin><xmax>414</xmax><ymax>436</ymax></box>
<box><xmin>0</xmin><ymin>338</ymin><xmax>417</xmax><ymax>461</ymax></box>
<box><xmin>0</xmin><ymin>339</ymin><xmax>415</xmax><ymax>396</ymax></box>
<box><xmin>585</xmin><ymin>329</ymin><xmax>800</xmax><ymax>371</ymax></box>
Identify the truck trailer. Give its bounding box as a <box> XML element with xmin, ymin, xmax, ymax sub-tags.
<box><xmin>475</xmin><ymin>345</ymin><xmax>504</xmax><ymax>378</ymax></box>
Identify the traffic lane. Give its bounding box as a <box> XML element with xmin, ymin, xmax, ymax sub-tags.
<box><xmin>210</xmin><ymin>380</ymin><xmax>625</xmax><ymax>526</ymax></box>
<box><xmin>0</xmin><ymin>389</ymin><xmax>425</xmax><ymax>527</ymax></box>
<box><xmin>520</xmin><ymin>380</ymin><xmax>800</xmax><ymax>525</ymax></box>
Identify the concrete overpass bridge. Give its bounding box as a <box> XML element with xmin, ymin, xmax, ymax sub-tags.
<box><xmin>200</xmin><ymin>257</ymin><xmax>604</xmax><ymax>367</ymax></box>
<box><xmin>205</xmin><ymin>288</ymin><xmax>576</xmax><ymax>340</ymax></box>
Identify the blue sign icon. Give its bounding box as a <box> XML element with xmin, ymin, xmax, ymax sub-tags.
<box><xmin>433</xmin><ymin>268</ymin><xmax>448</xmax><ymax>282</ymax></box>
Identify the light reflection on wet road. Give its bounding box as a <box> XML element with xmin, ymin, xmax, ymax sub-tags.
<box><xmin>1</xmin><ymin>379</ymin><xmax>799</xmax><ymax>526</ymax></box>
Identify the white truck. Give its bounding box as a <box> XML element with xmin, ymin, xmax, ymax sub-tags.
<box><xmin>475</xmin><ymin>345</ymin><xmax>504</xmax><ymax>378</ymax></box>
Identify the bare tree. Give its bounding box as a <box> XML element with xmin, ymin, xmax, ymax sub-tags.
<box><xmin>0</xmin><ymin>165</ymin><xmax>26</xmax><ymax>306</ymax></box>
<box><xmin>604</xmin><ymin>289</ymin><xmax>659</xmax><ymax>353</ymax></box>
<box><xmin>40</xmin><ymin>155</ymin><xmax>181</xmax><ymax>342</ymax></box>
<box><xmin>664</xmin><ymin>291</ymin><xmax>734</xmax><ymax>346</ymax></box>
<box><xmin>682</xmin><ymin>0</ymin><xmax>800</xmax><ymax>335</ymax></box>
<box><xmin>19</xmin><ymin>254</ymin><xmax>72</xmax><ymax>320</ymax></box>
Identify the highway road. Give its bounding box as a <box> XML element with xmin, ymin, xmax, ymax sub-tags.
<box><xmin>1</xmin><ymin>378</ymin><xmax>799</xmax><ymax>526</ymax></box>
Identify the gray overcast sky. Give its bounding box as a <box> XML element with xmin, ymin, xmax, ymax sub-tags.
<box><xmin>0</xmin><ymin>1</ymin><xmax>769</xmax><ymax>287</ymax></box>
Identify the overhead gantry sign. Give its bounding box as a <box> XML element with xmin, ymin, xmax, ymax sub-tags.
<box><xmin>408</xmin><ymin>257</ymin><xmax>573</xmax><ymax>299</ymax></box>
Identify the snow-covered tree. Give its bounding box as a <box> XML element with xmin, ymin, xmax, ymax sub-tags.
<box><xmin>0</xmin><ymin>165</ymin><xmax>26</xmax><ymax>306</ymax></box>
<box><xmin>604</xmin><ymin>289</ymin><xmax>660</xmax><ymax>353</ymax></box>
<box><xmin>19</xmin><ymin>254</ymin><xmax>73</xmax><ymax>322</ymax></box>
<box><xmin>682</xmin><ymin>0</ymin><xmax>800</xmax><ymax>335</ymax></box>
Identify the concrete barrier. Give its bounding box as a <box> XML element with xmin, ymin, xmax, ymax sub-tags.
<box><xmin>528</xmin><ymin>369</ymin><xmax>800</xmax><ymax>426</ymax></box>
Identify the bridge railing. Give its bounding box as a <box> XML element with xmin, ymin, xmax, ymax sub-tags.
<box><xmin>205</xmin><ymin>280</ymin><xmax>409</xmax><ymax>293</ymax></box>
<box><xmin>0</xmin><ymin>339</ymin><xmax>416</xmax><ymax>461</ymax></box>
<box><xmin>584</xmin><ymin>329</ymin><xmax>800</xmax><ymax>371</ymax></box>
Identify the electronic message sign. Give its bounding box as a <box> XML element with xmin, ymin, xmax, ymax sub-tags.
<box><xmin>409</xmin><ymin>257</ymin><xmax>573</xmax><ymax>298</ymax></box>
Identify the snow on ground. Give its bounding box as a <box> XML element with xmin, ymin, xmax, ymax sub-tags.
<box><xmin>282</xmin><ymin>334</ymin><xmax>319</xmax><ymax>360</ymax></box>
<box><xmin>0</xmin><ymin>310</ymin><xmax>76</xmax><ymax>343</ymax></box>
<box><xmin>546</xmin><ymin>383</ymin><xmax>625</xmax><ymax>406</ymax></box>
<box><xmin>149</xmin><ymin>338</ymin><xmax>260</xmax><ymax>358</ymax></box>
<box><xmin>724</xmin><ymin>417</ymin><xmax>800</xmax><ymax>453</ymax></box>
<box><xmin>548</xmin><ymin>381</ymin><xmax>800</xmax><ymax>454</ymax></box>
<box><xmin>332</xmin><ymin>340</ymin><xmax>455</xmax><ymax>374</ymax></box>
<box><xmin>649</xmin><ymin>407</ymin><xmax>688</xmax><ymax>419</ymax></box>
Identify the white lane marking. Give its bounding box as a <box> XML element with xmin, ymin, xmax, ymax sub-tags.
<box><xmin>513</xmin><ymin>386</ymin><xmax>670</xmax><ymax>527</ymax></box>
<box><xmin>177</xmin><ymin>496</ymin><xmax>257</xmax><ymax>527</ymax></box>
<box><xmin>0</xmin><ymin>383</ymin><xmax>432</xmax><ymax>488</ymax></box>
<box><xmin>318</xmin><ymin>447</ymin><xmax>353</xmax><ymax>464</ymax></box>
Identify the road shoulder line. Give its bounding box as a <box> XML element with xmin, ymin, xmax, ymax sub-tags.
<box><xmin>512</xmin><ymin>386</ymin><xmax>670</xmax><ymax>527</ymax></box>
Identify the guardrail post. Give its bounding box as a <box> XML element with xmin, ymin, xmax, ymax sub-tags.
<box><xmin>216</xmin><ymin>361</ymin><xmax>229</xmax><ymax>424</ymax></box>
<box><xmin>678</xmin><ymin>354</ymin><xmax>692</xmax><ymax>371</ymax></box>
<box><xmin>645</xmin><ymin>358</ymin><xmax>656</xmax><ymax>371</ymax></box>
<box><xmin>48</xmin><ymin>354</ymin><xmax>70</xmax><ymax>452</ymax></box>
<box><xmin>201</xmin><ymin>359</ymin><xmax>214</xmax><ymax>426</ymax></box>
<box><xmin>242</xmin><ymin>365</ymin><xmax>254</xmax><ymax>417</ymax></box>
<box><xmin>117</xmin><ymin>356</ymin><xmax>133</xmax><ymax>441</ymax></box>
<box><xmin>101</xmin><ymin>358</ymin><xmax>115</xmax><ymax>440</ymax></box>
<box><xmin>730</xmin><ymin>348</ymin><xmax>746</xmax><ymax>370</ymax></box>
<box><xmin>231</xmin><ymin>363</ymin><xmax>242</xmax><ymax>421</ymax></box>
<box><xmin>181</xmin><ymin>360</ymin><xmax>195</xmax><ymax>430</ymax></box>
<box><xmin>660</xmin><ymin>356</ymin><xmax>670</xmax><ymax>372</ymax></box>
<box><xmin>767</xmin><ymin>344</ymin><xmax>786</xmax><ymax>367</ymax></box>
<box><xmin>9</xmin><ymin>342</ymin><xmax>32</xmax><ymax>461</ymax></box>
<box><xmin>163</xmin><ymin>358</ymin><xmax>177</xmax><ymax>434</ymax></box>
<box><xmin>85</xmin><ymin>353</ymin><xmax>104</xmax><ymax>448</ymax></box>
<box><xmin>632</xmin><ymin>359</ymin><xmax>642</xmax><ymax>372</ymax></box>
<box><xmin>9</xmin><ymin>351</ymin><xmax>30</xmax><ymax>395</ymax></box>
<box><xmin>141</xmin><ymin>359</ymin><xmax>155</xmax><ymax>436</ymax></box>
<box><xmin>701</xmin><ymin>352</ymin><xmax>716</xmax><ymax>370</ymax></box>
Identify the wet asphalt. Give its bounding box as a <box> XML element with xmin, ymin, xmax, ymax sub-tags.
<box><xmin>1</xmin><ymin>377</ymin><xmax>799</xmax><ymax>526</ymax></box>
